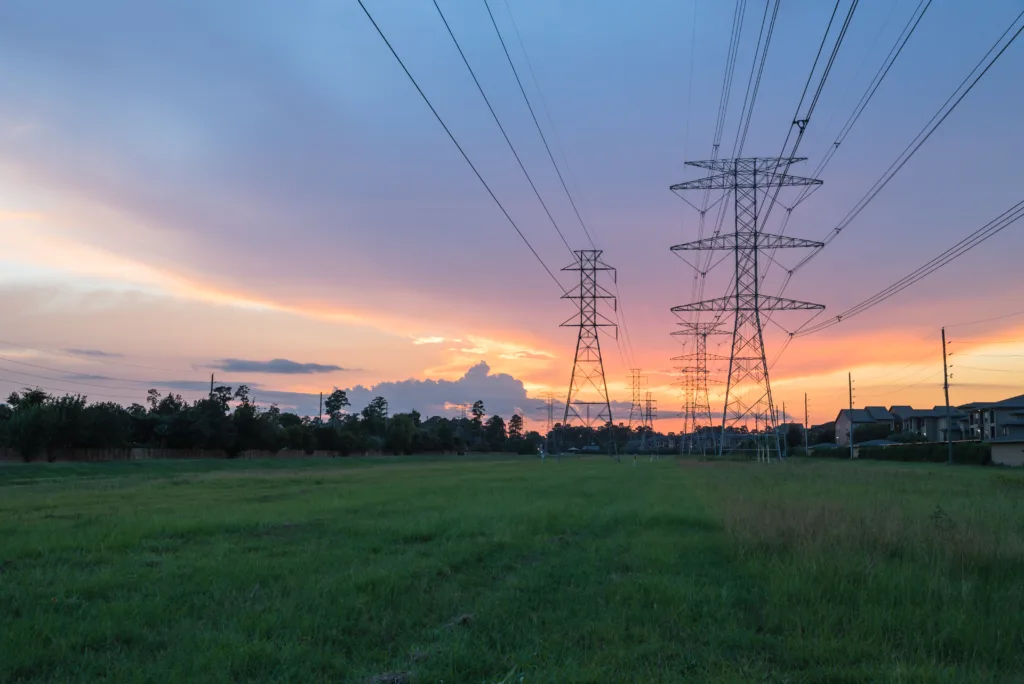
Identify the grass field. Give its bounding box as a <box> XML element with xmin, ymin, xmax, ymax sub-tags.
<box><xmin>2</xmin><ymin>455</ymin><xmax>1023</xmax><ymax>683</ymax></box>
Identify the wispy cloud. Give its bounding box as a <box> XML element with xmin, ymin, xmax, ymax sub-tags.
<box><xmin>209</xmin><ymin>358</ymin><xmax>348</xmax><ymax>375</ymax></box>
<box><xmin>63</xmin><ymin>348</ymin><xmax>124</xmax><ymax>359</ymax></box>
<box><xmin>413</xmin><ymin>336</ymin><xmax>445</xmax><ymax>345</ymax></box>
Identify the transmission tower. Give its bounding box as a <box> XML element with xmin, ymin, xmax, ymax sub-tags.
<box><xmin>561</xmin><ymin>250</ymin><xmax>618</xmax><ymax>458</ymax></box>
<box><xmin>671</xmin><ymin>322</ymin><xmax>730</xmax><ymax>457</ymax></box>
<box><xmin>671</xmin><ymin>158</ymin><xmax>824</xmax><ymax>460</ymax></box>
<box><xmin>627</xmin><ymin>368</ymin><xmax>646</xmax><ymax>430</ymax></box>
<box><xmin>642</xmin><ymin>391</ymin><xmax>657</xmax><ymax>453</ymax></box>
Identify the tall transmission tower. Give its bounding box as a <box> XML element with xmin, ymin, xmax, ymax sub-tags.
<box><xmin>561</xmin><ymin>250</ymin><xmax>618</xmax><ymax>457</ymax></box>
<box><xmin>671</xmin><ymin>158</ymin><xmax>824</xmax><ymax>460</ymax></box>
<box><xmin>671</xmin><ymin>321</ymin><xmax>730</xmax><ymax>457</ymax></box>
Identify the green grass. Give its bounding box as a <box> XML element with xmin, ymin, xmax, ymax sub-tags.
<box><xmin>1</xmin><ymin>456</ymin><xmax>1023</xmax><ymax>682</ymax></box>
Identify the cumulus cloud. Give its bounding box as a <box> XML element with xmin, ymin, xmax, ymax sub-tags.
<box><xmin>342</xmin><ymin>361</ymin><xmax>542</xmax><ymax>418</ymax></box>
<box><xmin>209</xmin><ymin>358</ymin><xmax>347</xmax><ymax>374</ymax></box>
<box><xmin>142</xmin><ymin>361</ymin><xmax>547</xmax><ymax>419</ymax></box>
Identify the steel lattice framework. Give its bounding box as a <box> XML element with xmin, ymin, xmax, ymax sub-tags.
<box><xmin>670</xmin><ymin>158</ymin><xmax>824</xmax><ymax>460</ymax></box>
<box><xmin>672</xmin><ymin>322</ymin><xmax>730</xmax><ymax>457</ymax></box>
<box><xmin>627</xmin><ymin>368</ymin><xmax>645</xmax><ymax>430</ymax></box>
<box><xmin>561</xmin><ymin>250</ymin><xmax>617</xmax><ymax>454</ymax></box>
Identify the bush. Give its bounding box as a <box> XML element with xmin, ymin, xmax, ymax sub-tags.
<box><xmin>857</xmin><ymin>442</ymin><xmax>990</xmax><ymax>466</ymax></box>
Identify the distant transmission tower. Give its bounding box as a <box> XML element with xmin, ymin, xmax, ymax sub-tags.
<box><xmin>671</xmin><ymin>158</ymin><xmax>824</xmax><ymax>460</ymax></box>
<box><xmin>672</xmin><ymin>322</ymin><xmax>730</xmax><ymax>457</ymax></box>
<box><xmin>642</xmin><ymin>391</ymin><xmax>657</xmax><ymax>453</ymax></box>
<box><xmin>627</xmin><ymin>368</ymin><xmax>645</xmax><ymax>430</ymax></box>
<box><xmin>561</xmin><ymin>250</ymin><xmax>618</xmax><ymax>459</ymax></box>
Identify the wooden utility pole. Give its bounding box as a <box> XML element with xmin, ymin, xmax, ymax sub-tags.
<box><xmin>848</xmin><ymin>372</ymin><xmax>854</xmax><ymax>460</ymax></box>
<box><xmin>942</xmin><ymin>327</ymin><xmax>954</xmax><ymax>465</ymax></box>
<box><xmin>318</xmin><ymin>392</ymin><xmax>323</xmax><ymax>423</ymax></box>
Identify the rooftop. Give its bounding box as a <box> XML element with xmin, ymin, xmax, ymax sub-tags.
<box><xmin>959</xmin><ymin>393</ymin><xmax>1024</xmax><ymax>411</ymax></box>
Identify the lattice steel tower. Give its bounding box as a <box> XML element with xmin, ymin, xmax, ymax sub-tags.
<box><xmin>561</xmin><ymin>250</ymin><xmax>617</xmax><ymax>455</ymax></box>
<box><xmin>627</xmin><ymin>368</ymin><xmax>646</xmax><ymax>430</ymax></box>
<box><xmin>672</xmin><ymin>321</ymin><xmax>729</xmax><ymax>456</ymax></box>
<box><xmin>671</xmin><ymin>158</ymin><xmax>824</xmax><ymax>460</ymax></box>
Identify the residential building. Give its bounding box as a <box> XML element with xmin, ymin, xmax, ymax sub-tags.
<box><xmin>834</xmin><ymin>406</ymin><xmax>895</xmax><ymax>446</ymax></box>
<box><xmin>959</xmin><ymin>393</ymin><xmax>1024</xmax><ymax>441</ymax></box>
<box><xmin>991</xmin><ymin>438</ymin><xmax>1024</xmax><ymax>466</ymax></box>
<box><xmin>889</xmin><ymin>406</ymin><xmax>967</xmax><ymax>442</ymax></box>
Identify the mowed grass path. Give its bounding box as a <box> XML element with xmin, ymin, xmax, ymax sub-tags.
<box><xmin>1</xmin><ymin>456</ymin><xmax>1023</xmax><ymax>682</ymax></box>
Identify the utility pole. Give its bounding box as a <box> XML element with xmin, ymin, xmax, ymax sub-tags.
<box><xmin>319</xmin><ymin>392</ymin><xmax>323</xmax><ymax>424</ymax></box>
<box><xmin>804</xmin><ymin>392</ymin><xmax>809</xmax><ymax>454</ymax></box>
<box><xmin>209</xmin><ymin>373</ymin><xmax>215</xmax><ymax>400</ymax></box>
<box><xmin>561</xmin><ymin>250</ymin><xmax>618</xmax><ymax>462</ymax></box>
<box><xmin>671</xmin><ymin>157</ymin><xmax>824</xmax><ymax>461</ymax></box>
<box><xmin>848</xmin><ymin>372</ymin><xmax>854</xmax><ymax>460</ymax></box>
<box><xmin>942</xmin><ymin>326</ymin><xmax>953</xmax><ymax>465</ymax></box>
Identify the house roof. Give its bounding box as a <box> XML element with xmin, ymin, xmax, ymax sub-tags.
<box><xmin>889</xmin><ymin>405</ymin><xmax>966</xmax><ymax>419</ymax></box>
<box><xmin>856</xmin><ymin>439</ymin><xmax>899</xmax><ymax>447</ymax></box>
<box><xmin>959</xmin><ymin>393</ymin><xmax>1024</xmax><ymax>411</ymax></box>
<box><xmin>837</xmin><ymin>407</ymin><xmax>894</xmax><ymax>423</ymax></box>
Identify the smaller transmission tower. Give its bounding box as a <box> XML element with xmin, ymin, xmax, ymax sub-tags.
<box><xmin>671</xmin><ymin>322</ymin><xmax>730</xmax><ymax>457</ymax></box>
<box><xmin>561</xmin><ymin>250</ymin><xmax>618</xmax><ymax>458</ymax></box>
<box><xmin>627</xmin><ymin>368</ymin><xmax>646</xmax><ymax>430</ymax></box>
<box><xmin>642</xmin><ymin>391</ymin><xmax>657</xmax><ymax>453</ymax></box>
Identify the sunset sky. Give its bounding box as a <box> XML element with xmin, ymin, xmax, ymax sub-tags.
<box><xmin>1</xmin><ymin>0</ymin><xmax>1022</xmax><ymax>429</ymax></box>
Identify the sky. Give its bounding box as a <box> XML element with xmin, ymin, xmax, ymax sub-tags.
<box><xmin>1</xmin><ymin>0</ymin><xmax>1022</xmax><ymax>429</ymax></box>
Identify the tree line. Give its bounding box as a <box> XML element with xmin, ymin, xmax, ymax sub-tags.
<box><xmin>0</xmin><ymin>387</ymin><xmax>552</xmax><ymax>462</ymax></box>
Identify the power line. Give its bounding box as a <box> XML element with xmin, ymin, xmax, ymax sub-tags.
<box><xmin>0</xmin><ymin>339</ymin><xmax>181</xmax><ymax>372</ymax></box>
<box><xmin>957</xmin><ymin>365</ymin><xmax>1024</xmax><ymax>374</ymax></box>
<box><xmin>857</xmin><ymin>370</ymin><xmax>942</xmax><ymax>398</ymax></box>
<box><xmin>486</xmin><ymin>0</ymin><xmax>638</xmax><ymax>369</ymax></box>
<box><xmin>732</xmin><ymin>0</ymin><xmax>781</xmax><ymax>156</ymax></box>
<box><xmin>356</xmin><ymin>0</ymin><xmax>565</xmax><ymax>291</ymax></box>
<box><xmin>0</xmin><ymin>369</ymin><xmax>150</xmax><ymax>402</ymax></box>
<box><xmin>792</xmin><ymin>7</ymin><xmax>1024</xmax><ymax>273</ymax></box>
<box><xmin>482</xmin><ymin>0</ymin><xmax>596</xmax><ymax>250</ymax></box>
<box><xmin>0</xmin><ymin>355</ymin><xmax>152</xmax><ymax>390</ymax></box>
<box><xmin>945</xmin><ymin>308</ymin><xmax>1024</xmax><ymax>329</ymax></box>
<box><xmin>795</xmin><ymin>198</ymin><xmax>1024</xmax><ymax>336</ymax></box>
<box><xmin>796</xmin><ymin>0</ymin><xmax>934</xmax><ymax>206</ymax></box>
<box><xmin>431</xmin><ymin>0</ymin><xmax>574</xmax><ymax>256</ymax></box>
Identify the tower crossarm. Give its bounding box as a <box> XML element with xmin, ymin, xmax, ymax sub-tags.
<box><xmin>671</xmin><ymin>174</ymin><xmax>820</xmax><ymax>191</ymax></box>
<box><xmin>670</xmin><ymin>233</ymin><xmax>824</xmax><ymax>251</ymax></box>
<box><xmin>672</xmin><ymin>295</ymin><xmax>824</xmax><ymax>313</ymax></box>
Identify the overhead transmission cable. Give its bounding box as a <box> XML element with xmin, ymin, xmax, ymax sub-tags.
<box><xmin>791</xmin><ymin>7</ymin><xmax>1024</xmax><ymax>273</ymax></box>
<box><xmin>689</xmin><ymin>0</ymin><xmax>748</xmax><ymax>313</ymax></box>
<box><xmin>794</xmin><ymin>0</ymin><xmax>934</xmax><ymax>207</ymax></box>
<box><xmin>431</xmin><ymin>0</ymin><xmax>575</xmax><ymax>257</ymax></box>
<box><xmin>765</xmin><ymin>4</ymin><xmax>1021</xmax><ymax>347</ymax></box>
<box><xmin>0</xmin><ymin>338</ymin><xmax>182</xmax><ymax>373</ymax></box>
<box><xmin>712</xmin><ymin>0</ymin><xmax>857</xmax><ymax>330</ymax></box>
<box><xmin>485</xmin><ymin>0</ymin><xmax>638</xmax><ymax>368</ymax></box>
<box><xmin>794</xmin><ymin>198</ymin><xmax>1024</xmax><ymax>336</ymax></box>
<box><xmin>482</xmin><ymin>0</ymin><xmax>596</xmax><ymax>250</ymax></box>
<box><xmin>356</xmin><ymin>0</ymin><xmax>565</xmax><ymax>292</ymax></box>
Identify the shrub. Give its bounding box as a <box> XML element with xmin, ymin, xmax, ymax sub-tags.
<box><xmin>858</xmin><ymin>442</ymin><xmax>991</xmax><ymax>465</ymax></box>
